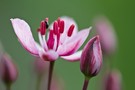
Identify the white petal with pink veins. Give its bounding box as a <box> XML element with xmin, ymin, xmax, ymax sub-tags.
<box><xmin>10</xmin><ymin>18</ymin><xmax>38</xmax><ymax>56</ymax></box>
<box><xmin>57</xmin><ymin>27</ymin><xmax>91</xmax><ymax>56</ymax></box>
<box><xmin>59</xmin><ymin>16</ymin><xmax>78</xmax><ymax>44</ymax></box>
<box><xmin>61</xmin><ymin>50</ymin><xmax>82</xmax><ymax>61</ymax></box>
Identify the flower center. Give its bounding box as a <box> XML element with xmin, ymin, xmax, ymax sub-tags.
<box><xmin>37</xmin><ymin>17</ymin><xmax>75</xmax><ymax>50</ymax></box>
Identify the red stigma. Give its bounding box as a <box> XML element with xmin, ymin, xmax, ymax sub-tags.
<box><xmin>47</xmin><ymin>30</ymin><xmax>55</xmax><ymax>49</ymax></box>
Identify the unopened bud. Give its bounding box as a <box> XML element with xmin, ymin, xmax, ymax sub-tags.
<box><xmin>0</xmin><ymin>53</ymin><xmax>18</xmax><ymax>86</ymax></box>
<box><xmin>80</xmin><ymin>35</ymin><xmax>102</xmax><ymax>78</ymax></box>
<box><xmin>104</xmin><ymin>70</ymin><xmax>122</xmax><ymax>90</ymax></box>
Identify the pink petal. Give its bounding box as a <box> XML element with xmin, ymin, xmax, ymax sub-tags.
<box><xmin>39</xmin><ymin>49</ymin><xmax>59</xmax><ymax>61</ymax></box>
<box><xmin>60</xmin><ymin>16</ymin><xmax>78</xmax><ymax>34</ymax></box>
<box><xmin>59</xmin><ymin>16</ymin><xmax>78</xmax><ymax>43</ymax></box>
<box><xmin>57</xmin><ymin>27</ymin><xmax>91</xmax><ymax>56</ymax></box>
<box><xmin>49</xmin><ymin>16</ymin><xmax>78</xmax><ymax>44</ymax></box>
<box><xmin>61</xmin><ymin>50</ymin><xmax>82</xmax><ymax>62</ymax></box>
<box><xmin>10</xmin><ymin>18</ymin><xmax>39</xmax><ymax>56</ymax></box>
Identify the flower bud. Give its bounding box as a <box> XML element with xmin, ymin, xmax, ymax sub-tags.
<box><xmin>104</xmin><ymin>70</ymin><xmax>122</xmax><ymax>90</ymax></box>
<box><xmin>0</xmin><ymin>53</ymin><xmax>18</xmax><ymax>85</ymax></box>
<box><xmin>80</xmin><ymin>35</ymin><xmax>102</xmax><ymax>77</ymax></box>
<box><xmin>94</xmin><ymin>16</ymin><xmax>117</xmax><ymax>55</ymax></box>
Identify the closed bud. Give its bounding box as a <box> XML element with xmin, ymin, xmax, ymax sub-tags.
<box><xmin>94</xmin><ymin>16</ymin><xmax>117</xmax><ymax>56</ymax></box>
<box><xmin>104</xmin><ymin>70</ymin><xmax>122</xmax><ymax>90</ymax></box>
<box><xmin>80</xmin><ymin>35</ymin><xmax>102</xmax><ymax>77</ymax></box>
<box><xmin>0</xmin><ymin>53</ymin><xmax>18</xmax><ymax>86</ymax></box>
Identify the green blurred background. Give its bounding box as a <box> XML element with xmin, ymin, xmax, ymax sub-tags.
<box><xmin>0</xmin><ymin>0</ymin><xmax>134</xmax><ymax>90</ymax></box>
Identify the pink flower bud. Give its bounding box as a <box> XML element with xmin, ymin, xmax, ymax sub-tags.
<box><xmin>94</xmin><ymin>16</ymin><xmax>117</xmax><ymax>55</ymax></box>
<box><xmin>0</xmin><ymin>53</ymin><xmax>18</xmax><ymax>85</ymax></box>
<box><xmin>104</xmin><ymin>70</ymin><xmax>122</xmax><ymax>90</ymax></box>
<box><xmin>80</xmin><ymin>35</ymin><xmax>102</xmax><ymax>77</ymax></box>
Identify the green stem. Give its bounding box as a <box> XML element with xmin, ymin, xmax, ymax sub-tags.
<box><xmin>6</xmin><ymin>83</ymin><xmax>11</xmax><ymax>90</ymax></box>
<box><xmin>47</xmin><ymin>61</ymin><xmax>55</xmax><ymax>90</ymax></box>
<box><xmin>82</xmin><ymin>77</ymin><xmax>90</xmax><ymax>90</ymax></box>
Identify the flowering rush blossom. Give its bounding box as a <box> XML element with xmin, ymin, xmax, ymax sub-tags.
<box><xmin>10</xmin><ymin>16</ymin><xmax>91</xmax><ymax>61</ymax></box>
<box><xmin>94</xmin><ymin>16</ymin><xmax>117</xmax><ymax>55</ymax></box>
<box><xmin>80</xmin><ymin>35</ymin><xmax>102</xmax><ymax>77</ymax></box>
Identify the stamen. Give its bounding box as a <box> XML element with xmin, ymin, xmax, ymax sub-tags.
<box><xmin>40</xmin><ymin>21</ymin><xmax>46</xmax><ymax>35</ymax></box>
<box><xmin>57</xmin><ymin>17</ymin><xmax>61</xmax><ymax>27</ymax></box>
<box><xmin>59</xmin><ymin>20</ymin><xmax>64</xmax><ymax>33</ymax></box>
<box><xmin>67</xmin><ymin>24</ymin><xmax>75</xmax><ymax>37</ymax></box>
<box><xmin>55</xmin><ymin>32</ymin><xmax>60</xmax><ymax>51</ymax></box>
<box><xmin>45</xmin><ymin>18</ymin><xmax>49</xmax><ymax>29</ymax></box>
<box><xmin>53</xmin><ymin>21</ymin><xmax>58</xmax><ymax>35</ymax></box>
<box><xmin>47</xmin><ymin>30</ymin><xmax>55</xmax><ymax>49</ymax></box>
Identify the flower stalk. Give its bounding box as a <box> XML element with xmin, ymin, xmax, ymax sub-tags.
<box><xmin>6</xmin><ymin>83</ymin><xmax>11</xmax><ymax>90</ymax></box>
<box><xmin>82</xmin><ymin>77</ymin><xmax>90</xmax><ymax>90</ymax></box>
<box><xmin>47</xmin><ymin>61</ymin><xmax>55</xmax><ymax>90</ymax></box>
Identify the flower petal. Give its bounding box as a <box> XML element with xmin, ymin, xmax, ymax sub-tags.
<box><xmin>38</xmin><ymin>49</ymin><xmax>59</xmax><ymax>61</ymax></box>
<box><xmin>10</xmin><ymin>18</ymin><xmax>39</xmax><ymax>56</ymax></box>
<box><xmin>49</xmin><ymin>16</ymin><xmax>78</xmax><ymax>44</ymax></box>
<box><xmin>57</xmin><ymin>27</ymin><xmax>91</xmax><ymax>56</ymax></box>
<box><xmin>61</xmin><ymin>50</ymin><xmax>82</xmax><ymax>62</ymax></box>
<box><xmin>59</xmin><ymin>16</ymin><xmax>78</xmax><ymax>44</ymax></box>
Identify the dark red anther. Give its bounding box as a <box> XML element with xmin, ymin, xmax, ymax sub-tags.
<box><xmin>67</xmin><ymin>24</ymin><xmax>75</xmax><ymax>37</ymax></box>
<box><xmin>53</xmin><ymin>21</ymin><xmax>58</xmax><ymax>35</ymax></box>
<box><xmin>45</xmin><ymin>18</ymin><xmax>49</xmax><ymax>29</ymax></box>
<box><xmin>40</xmin><ymin>21</ymin><xmax>46</xmax><ymax>35</ymax></box>
<box><xmin>47</xmin><ymin>30</ymin><xmax>55</xmax><ymax>49</ymax></box>
<box><xmin>59</xmin><ymin>20</ymin><xmax>64</xmax><ymax>33</ymax></box>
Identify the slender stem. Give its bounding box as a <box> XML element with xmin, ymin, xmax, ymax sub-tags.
<box><xmin>6</xmin><ymin>83</ymin><xmax>11</xmax><ymax>90</ymax></box>
<box><xmin>47</xmin><ymin>61</ymin><xmax>55</xmax><ymax>90</ymax></box>
<box><xmin>82</xmin><ymin>77</ymin><xmax>90</xmax><ymax>90</ymax></box>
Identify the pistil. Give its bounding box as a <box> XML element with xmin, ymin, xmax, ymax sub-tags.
<box><xmin>47</xmin><ymin>30</ymin><xmax>55</xmax><ymax>49</ymax></box>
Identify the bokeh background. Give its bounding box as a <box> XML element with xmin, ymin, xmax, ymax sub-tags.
<box><xmin>0</xmin><ymin>0</ymin><xmax>134</xmax><ymax>90</ymax></box>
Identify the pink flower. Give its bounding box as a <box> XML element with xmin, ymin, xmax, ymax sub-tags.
<box><xmin>94</xmin><ymin>16</ymin><xmax>117</xmax><ymax>55</ymax></box>
<box><xmin>11</xmin><ymin>16</ymin><xmax>91</xmax><ymax>61</ymax></box>
<box><xmin>0</xmin><ymin>53</ymin><xmax>18</xmax><ymax>85</ymax></box>
<box><xmin>80</xmin><ymin>35</ymin><xmax>102</xmax><ymax>77</ymax></box>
